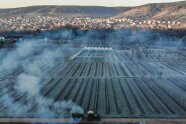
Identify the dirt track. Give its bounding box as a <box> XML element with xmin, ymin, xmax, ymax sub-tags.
<box><xmin>0</xmin><ymin>118</ymin><xmax>186</xmax><ymax>124</ymax></box>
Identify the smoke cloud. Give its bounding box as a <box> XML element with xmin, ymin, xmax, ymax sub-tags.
<box><xmin>15</xmin><ymin>74</ymin><xmax>41</xmax><ymax>97</ymax></box>
<box><xmin>0</xmin><ymin>32</ymin><xmax>84</xmax><ymax>120</ymax></box>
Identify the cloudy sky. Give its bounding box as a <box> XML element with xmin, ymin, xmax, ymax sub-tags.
<box><xmin>0</xmin><ymin>0</ymin><xmax>182</xmax><ymax>8</ymax></box>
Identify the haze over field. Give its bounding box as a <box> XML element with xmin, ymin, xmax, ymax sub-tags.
<box><xmin>0</xmin><ymin>1</ymin><xmax>186</xmax><ymax>124</ymax></box>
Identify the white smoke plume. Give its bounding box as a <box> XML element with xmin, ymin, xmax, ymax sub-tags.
<box><xmin>15</xmin><ymin>74</ymin><xmax>41</xmax><ymax>97</ymax></box>
<box><xmin>0</xmin><ymin>33</ymin><xmax>84</xmax><ymax>121</ymax></box>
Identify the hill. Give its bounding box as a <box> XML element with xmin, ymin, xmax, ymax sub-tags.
<box><xmin>0</xmin><ymin>6</ymin><xmax>129</xmax><ymax>18</ymax></box>
<box><xmin>0</xmin><ymin>1</ymin><xmax>185</xmax><ymax>20</ymax></box>
<box><xmin>115</xmin><ymin>1</ymin><xmax>186</xmax><ymax>22</ymax></box>
<box><xmin>0</xmin><ymin>1</ymin><xmax>185</xmax><ymax>27</ymax></box>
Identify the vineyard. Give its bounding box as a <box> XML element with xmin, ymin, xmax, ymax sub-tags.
<box><xmin>1</xmin><ymin>47</ymin><xmax>186</xmax><ymax>118</ymax></box>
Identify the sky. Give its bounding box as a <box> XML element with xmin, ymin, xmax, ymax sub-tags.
<box><xmin>0</xmin><ymin>0</ymin><xmax>182</xmax><ymax>8</ymax></box>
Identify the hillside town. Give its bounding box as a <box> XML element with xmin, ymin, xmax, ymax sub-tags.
<box><xmin>0</xmin><ymin>16</ymin><xmax>184</xmax><ymax>32</ymax></box>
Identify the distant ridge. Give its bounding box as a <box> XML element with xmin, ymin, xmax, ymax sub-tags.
<box><xmin>115</xmin><ymin>1</ymin><xmax>186</xmax><ymax>22</ymax></box>
<box><xmin>0</xmin><ymin>6</ymin><xmax>129</xmax><ymax>17</ymax></box>
<box><xmin>0</xmin><ymin>1</ymin><xmax>185</xmax><ymax>22</ymax></box>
